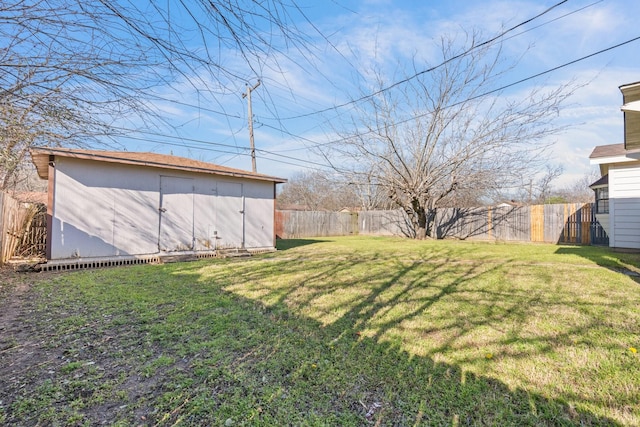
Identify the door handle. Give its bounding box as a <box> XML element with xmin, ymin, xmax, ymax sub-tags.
<box><xmin>159</xmin><ymin>207</ymin><xmax>167</xmax><ymax>213</ymax></box>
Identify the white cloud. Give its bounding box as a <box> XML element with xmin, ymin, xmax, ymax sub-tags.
<box><xmin>110</xmin><ymin>0</ymin><xmax>640</xmax><ymax>185</ymax></box>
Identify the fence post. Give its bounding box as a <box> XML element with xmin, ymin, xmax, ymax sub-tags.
<box><xmin>581</xmin><ymin>203</ymin><xmax>591</xmax><ymax>245</ymax></box>
<box><xmin>350</xmin><ymin>212</ymin><xmax>358</xmax><ymax>235</ymax></box>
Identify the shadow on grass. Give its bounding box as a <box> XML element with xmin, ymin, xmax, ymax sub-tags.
<box><xmin>178</xmin><ymin>257</ymin><xmax>625</xmax><ymax>425</ymax></box>
<box><xmin>1</xmin><ymin>244</ymin><xmax>629</xmax><ymax>425</ymax></box>
<box><xmin>555</xmin><ymin>245</ymin><xmax>640</xmax><ymax>284</ymax></box>
<box><xmin>276</xmin><ymin>238</ymin><xmax>328</xmax><ymax>251</ymax></box>
<box><xmin>181</xmin><ymin>246</ymin><xmax>625</xmax><ymax>425</ymax></box>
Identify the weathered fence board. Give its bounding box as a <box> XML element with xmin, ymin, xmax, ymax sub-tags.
<box><xmin>359</xmin><ymin>210</ymin><xmax>412</xmax><ymax>237</ymax></box>
<box><xmin>530</xmin><ymin>205</ymin><xmax>545</xmax><ymax>242</ymax></box>
<box><xmin>276</xmin><ymin>211</ymin><xmax>357</xmax><ymax>238</ymax></box>
<box><xmin>0</xmin><ymin>193</ymin><xmax>24</xmax><ymax>263</ymax></box>
<box><xmin>16</xmin><ymin>207</ymin><xmax>46</xmax><ymax>258</ymax></box>
<box><xmin>0</xmin><ymin>192</ymin><xmax>47</xmax><ymax>264</ymax></box>
<box><xmin>493</xmin><ymin>206</ymin><xmax>531</xmax><ymax>242</ymax></box>
<box><xmin>276</xmin><ymin>203</ymin><xmax>606</xmax><ymax>245</ymax></box>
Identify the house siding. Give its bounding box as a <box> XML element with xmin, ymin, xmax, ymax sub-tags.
<box><xmin>625</xmin><ymin>116</ymin><xmax>640</xmax><ymax>150</ymax></box>
<box><xmin>50</xmin><ymin>156</ymin><xmax>276</xmax><ymax>260</ymax></box>
<box><xmin>595</xmin><ymin>213</ymin><xmax>609</xmax><ymax>236</ymax></box>
<box><xmin>623</xmin><ymin>84</ymin><xmax>640</xmax><ymax>150</ymax></box>
<box><xmin>609</xmin><ymin>163</ymin><xmax>640</xmax><ymax>249</ymax></box>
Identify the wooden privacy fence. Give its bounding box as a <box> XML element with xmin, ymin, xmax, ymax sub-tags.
<box><xmin>276</xmin><ymin>203</ymin><xmax>608</xmax><ymax>245</ymax></box>
<box><xmin>276</xmin><ymin>210</ymin><xmax>359</xmax><ymax>238</ymax></box>
<box><xmin>0</xmin><ymin>192</ymin><xmax>22</xmax><ymax>264</ymax></box>
<box><xmin>15</xmin><ymin>206</ymin><xmax>47</xmax><ymax>258</ymax></box>
<box><xmin>0</xmin><ymin>192</ymin><xmax>46</xmax><ymax>264</ymax></box>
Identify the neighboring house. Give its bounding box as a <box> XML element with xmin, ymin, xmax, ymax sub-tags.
<box><xmin>494</xmin><ymin>201</ymin><xmax>524</xmax><ymax>209</ymax></box>
<box><xmin>589</xmin><ymin>81</ymin><xmax>640</xmax><ymax>249</ymax></box>
<box><xmin>30</xmin><ymin>147</ymin><xmax>286</xmax><ymax>261</ymax></box>
<box><xmin>277</xmin><ymin>203</ymin><xmax>313</xmax><ymax>211</ymax></box>
<box><xmin>339</xmin><ymin>207</ymin><xmax>361</xmax><ymax>213</ymax></box>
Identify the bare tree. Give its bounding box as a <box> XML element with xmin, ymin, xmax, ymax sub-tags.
<box><xmin>516</xmin><ymin>164</ymin><xmax>564</xmax><ymax>204</ymax></box>
<box><xmin>0</xmin><ymin>1</ymin><xmax>158</xmax><ymax>190</ymax></box>
<box><xmin>277</xmin><ymin>170</ymin><xmax>362</xmax><ymax>211</ymax></box>
<box><xmin>347</xmin><ymin>169</ymin><xmax>395</xmax><ymax>211</ymax></box>
<box><xmin>0</xmin><ymin>0</ymin><xmax>326</xmax><ymax>191</ymax></box>
<box><xmin>556</xmin><ymin>168</ymin><xmax>600</xmax><ymax>203</ymax></box>
<box><xmin>324</xmin><ymin>32</ymin><xmax>576</xmax><ymax>238</ymax></box>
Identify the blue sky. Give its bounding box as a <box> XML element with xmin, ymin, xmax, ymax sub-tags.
<box><xmin>116</xmin><ymin>0</ymin><xmax>640</xmax><ymax>188</ymax></box>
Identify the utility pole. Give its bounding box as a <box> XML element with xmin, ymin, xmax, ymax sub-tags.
<box><xmin>242</xmin><ymin>80</ymin><xmax>260</xmax><ymax>172</ymax></box>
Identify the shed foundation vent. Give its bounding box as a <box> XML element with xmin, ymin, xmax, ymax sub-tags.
<box><xmin>37</xmin><ymin>255</ymin><xmax>162</xmax><ymax>272</ymax></box>
<box><xmin>35</xmin><ymin>248</ymin><xmax>276</xmax><ymax>272</ymax></box>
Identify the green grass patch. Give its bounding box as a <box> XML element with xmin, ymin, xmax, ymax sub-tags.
<box><xmin>1</xmin><ymin>236</ymin><xmax>639</xmax><ymax>425</ymax></box>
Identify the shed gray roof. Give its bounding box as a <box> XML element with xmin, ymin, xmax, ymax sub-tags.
<box><xmin>30</xmin><ymin>147</ymin><xmax>287</xmax><ymax>183</ymax></box>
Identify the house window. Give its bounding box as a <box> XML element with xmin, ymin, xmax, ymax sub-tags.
<box><xmin>595</xmin><ymin>187</ymin><xmax>609</xmax><ymax>214</ymax></box>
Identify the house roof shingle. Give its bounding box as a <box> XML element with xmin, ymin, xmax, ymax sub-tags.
<box><xmin>589</xmin><ymin>174</ymin><xmax>608</xmax><ymax>189</ymax></box>
<box><xmin>30</xmin><ymin>147</ymin><xmax>287</xmax><ymax>183</ymax></box>
<box><xmin>588</xmin><ymin>143</ymin><xmax>640</xmax><ymax>159</ymax></box>
<box><xmin>589</xmin><ymin>143</ymin><xmax>626</xmax><ymax>159</ymax></box>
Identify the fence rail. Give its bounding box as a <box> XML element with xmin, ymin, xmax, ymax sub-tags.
<box><xmin>276</xmin><ymin>203</ymin><xmax>608</xmax><ymax>245</ymax></box>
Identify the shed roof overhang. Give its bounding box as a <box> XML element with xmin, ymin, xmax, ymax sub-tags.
<box><xmin>30</xmin><ymin>147</ymin><xmax>287</xmax><ymax>184</ymax></box>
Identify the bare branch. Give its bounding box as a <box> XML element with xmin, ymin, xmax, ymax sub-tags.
<box><xmin>325</xmin><ymin>30</ymin><xmax>578</xmax><ymax>239</ymax></box>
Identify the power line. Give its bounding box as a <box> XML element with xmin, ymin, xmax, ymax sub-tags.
<box><xmin>110</xmin><ymin>35</ymin><xmax>640</xmax><ymax>171</ymax></box>
<box><xmin>462</xmin><ymin>35</ymin><xmax>640</xmax><ymax>102</ymax></box>
<box><xmin>277</xmin><ymin>0</ymin><xmax>570</xmax><ymax>121</ymax></box>
<box><xmin>113</xmin><ymin>127</ymin><xmax>334</xmax><ymax>170</ymax></box>
<box><xmin>128</xmin><ymin>0</ymin><xmax>603</xmax><ymax>156</ymax></box>
<box><xmin>500</xmin><ymin>0</ymin><xmax>603</xmax><ymax>43</ymax></box>
<box><xmin>110</xmin><ymin>1</ymin><xmax>600</xmax><ymax>162</ymax></box>
<box><xmin>111</xmin><ymin>127</ymin><xmax>245</xmax><ymax>151</ymax></box>
<box><xmin>262</xmin><ymin>35</ymin><xmax>640</xmax><ymax>152</ymax></box>
<box><xmin>256</xmin><ymin>147</ymin><xmax>334</xmax><ymax>170</ymax></box>
<box><xmin>144</xmin><ymin>92</ymin><xmax>243</xmax><ymax>119</ymax></box>
<box><xmin>115</xmin><ymin>133</ymin><xmax>249</xmax><ymax>156</ymax></box>
<box><xmin>108</xmin><ymin>122</ymin><xmax>335</xmax><ymax>168</ymax></box>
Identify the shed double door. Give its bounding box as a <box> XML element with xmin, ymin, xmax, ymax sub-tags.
<box><xmin>216</xmin><ymin>181</ymin><xmax>245</xmax><ymax>249</ymax></box>
<box><xmin>159</xmin><ymin>176</ymin><xmax>194</xmax><ymax>252</ymax></box>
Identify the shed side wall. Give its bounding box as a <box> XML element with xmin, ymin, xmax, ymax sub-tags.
<box><xmin>50</xmin><ymin>157</ymin><xmax>276</xmax><ymax>260</ymax></box>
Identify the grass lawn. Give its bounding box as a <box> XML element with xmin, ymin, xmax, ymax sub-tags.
<box><xmin>1</xmin><ymin>236</ymin><xmax>639</xmax><ymax>425</ymax></box>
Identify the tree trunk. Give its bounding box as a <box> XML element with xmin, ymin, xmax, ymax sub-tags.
<box><xmin>415</xmin><ymin>203</ymin><xmax>428</xmax><ymax>239</ymax></box>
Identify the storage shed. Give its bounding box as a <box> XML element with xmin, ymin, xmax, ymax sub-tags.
<box><xmin>30</xmin><ymin>147</ymin><xmax>286</xmax><ymax>262</ymax></box>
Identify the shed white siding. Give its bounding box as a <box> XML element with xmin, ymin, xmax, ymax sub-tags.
<box><xmin>609</xmin><ymin>163</ymin><xmax>640</xmax><ymax>249</ymax></box>
<box><xmin>50</xmin><ymin>156</ymin><xmax>276</xmax><ymax>260</ymax></box>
